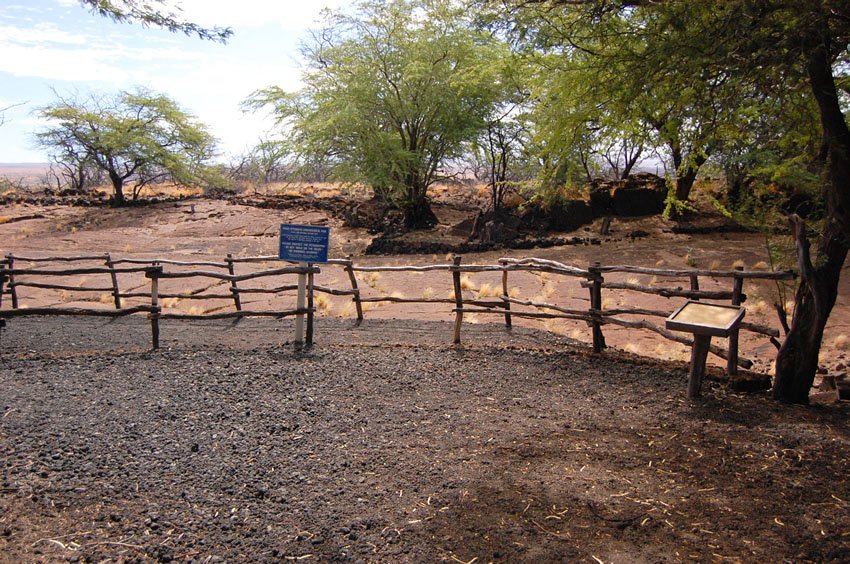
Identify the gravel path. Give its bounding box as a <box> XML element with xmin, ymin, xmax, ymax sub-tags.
<box><xmin>1</xmin><ymin>317</ymin><xmax>849</xmax><ymax>562</ymax></box>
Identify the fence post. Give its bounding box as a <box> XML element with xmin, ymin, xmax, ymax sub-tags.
<box><xmin>226</xmin><ymin>254</ymin><xmax>242</xmax><ymax>311</ymax></box>
<box><xmin>0</xmin><ymin>270</ymin><xmax>6</xmax><ymax>310</ymax></box>
<box><xmin>6</xmin><ymin>254</ymin><xmax>18</xmax><ymax>309</ymax></box>
<box><xmin>306</xmin><ymin>265</ymin><xmax>315</xmax><ymax>347</ymax></box>
<box><xmin>146</xmin><ymin>265</ymin><xmax>163</xmax><ymax>350</ymax></box>
<box><xmin>690</xmin><ymin>274</ymin><xmax>700</xmax><ymax>299</ymax></box>
<box><xmin>105</xmin><ymin>253</ymin><xmax>122</xmax><ymax>309</ymax></box>
<box><xmin>588</xmin><ymin>261</ymin><xmax>606</xmax><ymax>353</ymax></box>
<box><xmin>345</xmin><ymin>256</ymin><xmax>364</xmax><ymax>325</ymax></box>
<box><xmin>501</xmin><ymin>261</ymin><xmax>512</xmax><ymax>329</ymax></box>
<box><xmin>727</xmin><ymin>266</ymin><xmax>745</xmax><ymax>376</ymax></box>
<box><xmin>452</xmin><ymin>255</ymin><xmax>464</xmax><ymax>344</ymax></box>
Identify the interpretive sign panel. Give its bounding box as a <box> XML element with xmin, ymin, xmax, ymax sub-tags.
<box><xmin>666</xmin><ymin>301</ymin><xmax>745</xmax><ymax>338</ymax></box>
<box><xmin>279</xmin><ymin>224</ymin><xmax>330</xmax><ymax>263</ymax></box>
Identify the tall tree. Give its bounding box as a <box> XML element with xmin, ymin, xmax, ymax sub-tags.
<box><xmin>495</xmin><ymin>0</ymin><xmax>850</xmax><ymax>403</ymax></box>
<box><xmin>247</xmin><ymin>0</ymin><xmax>510</xmax><ymax>228</ymax></box>
<box><xmin>36</xmin><ymin>89</ymin><xmax>220</xmax><ymax>205</ymax></box>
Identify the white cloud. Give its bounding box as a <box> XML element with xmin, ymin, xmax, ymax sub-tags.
<box><xmin>0</xmin><ymin>22</ymin><xmax>89</xmax><ymax>45</ymax></box>
<box><xmin>174</xmin><ymin>0</ymin><xmax>348</xmax><ymax>31</ymax></box>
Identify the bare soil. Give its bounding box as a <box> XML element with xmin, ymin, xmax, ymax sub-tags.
<box><xmin>1</xmin><ymin>192</ymin><xmax>850</xmax><ymax>562</ymax></box>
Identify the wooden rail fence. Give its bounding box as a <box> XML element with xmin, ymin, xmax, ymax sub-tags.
<box><xmin>1</xmin><ymin>252</ymin><xmax>795</xmax><ymax>371</ymax></box>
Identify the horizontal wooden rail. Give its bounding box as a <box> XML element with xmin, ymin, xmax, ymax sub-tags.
<box><xmin>596</xmin><ymin>264</ymin><xmax>796</xmax><ymax>280</ymax></box>
<box><xmin>11</xmin><ymin>282</ymin><xmax>116</xmax><ymax>292</ymax></box>
<box><xmin>0</xmin><ymin>306</ymin><xmax>154</xmax><ymax>318</ymax></box>
<box><xmin>456</xmin><ymin>307</ymin><xmax>592</xmax><ymax>322</ymax></box>
<box><xmin>2</xmin><ymin>266</ymin><xmax>151</xmax><ymax>276</ymax></box>
<box><xmin>158</xmin><ymin>309</ymin><xmax>309</xmax><ymax>320</ymax></box>
<box><xmin>499</xmin><ymin>257</ymin><xmax>590</xmax><ymax>277</ymax></box>
<box><xmin>149</xmin><ymin>266</ymin><xmax>319</xmax><ymax>282</ymax></box>
<box><xmin>5</xmin><ymin>254</ymin><xmax>109</xmax><ymax>263</ymax></box>
<box><xmin>580</xmin><ymin>279</ymin><xmax>737</xmax><ymax>301</ymax></box>
<box><xmin>112</xmin><ymin>258</ymin><xmax>230</xmax><ymax>268</ymax></box>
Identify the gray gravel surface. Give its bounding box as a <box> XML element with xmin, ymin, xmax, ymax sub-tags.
<box><xmin>2</xmin><ymin>317</ymin><xmax>849</xmax><ymax>563</ymax></box>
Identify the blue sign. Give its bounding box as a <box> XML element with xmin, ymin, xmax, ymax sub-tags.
<box><xmin>279</xmin><ymin>224</ymin><xmax>330</xmax><ymax>263</ymax></box>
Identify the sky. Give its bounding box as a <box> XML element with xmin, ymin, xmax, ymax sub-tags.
<box><xmin>0</xmin><ymin>0</ymin><xmax>348</xmax><ymax>164</ymax></box>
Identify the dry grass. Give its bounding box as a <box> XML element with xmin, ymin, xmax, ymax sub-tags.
<box><xmin>338</xmin><ymin>301</ymin><xmax>356</xmax><ymax>318</ymax></box>
<box><xmin>366</xmin><ymin>272</ymin><xmax>383</xmax><ymax>291</ymax></box>
<box><xmin>834</xmin><ymin>334</ymin><xmax>850</xmax><ymax>351</ymax></box>
<box><xmin>709</xmin><ymin>259</ymin><xmax>722</xmax><ymax>271</ymax></box>
<box><xmin>508</xmin><ymin>287</ymin><xmax>521</xmax><ymax>298</ymax></box>
<box><xmin>162</xmin><ymin>297</ymin><xmax>181</xmax><ymax>309</ymax></box>
<box><xmin>731</xmin><ymin>259</ymin><xmax>747</xmax><ymax>269</ymax></box>
<box><xmin>60</xmin><ymin>290</ymin><xmax>72</xmax><ymax>301</ymax></box>
<box><xmin>460</xmin><ymin>275</ymin><xmax>476</xmax><ymax>291</ymax></box>
<box><xmin>187</xmin><ymin>306</ymin><xmax>205</xmax><ymax>316</ymax></box>
<box><xmin>315</xmin><ymin>294</ymin><xmax>333</xmax><ymax>315</ymax></box>
<box><xmin>624</xmin><ymin>343</ymin><xmax>641</xmax><ymax>355</ymax></box>
<box><xmin>99</xmin><ymin>293</ymin><xmax>113</xmax><ymax>304</ymax></box>
<box><xmin>476</xmin><ymin>283</ymin><xmax>501</xmax><ymax>299</ymax></box>
<box><xmin>626</xmin><ymin>277</ymin><xmax>640</xmax><ymax>286</ymax></box>
<box><xmin>569</xmin><ymin>329</ymin><xmax>584</xmax><ymax>341</ymax></box>
<box><xmin>655</xmin><ymin>259</ymin><xmax>666</xmax><ymax>267</ymax></box>
<box><xmin>654</xmin><ymin>343</ymin><xmax>690</xmax><ymax>363</ymax></box>
<box><xmin>422</xmin><ymin>287</ymin><xmax>434</xmax><ymax>299</ymax></box>
<box><xmin>601</xmin><ymin>297</ymin><xmax>616</xmax><ymax>310</ymax></box>
<box><xmin>753</xmin><ymin>261</ymin><xmax>769</xmax><ymax>270</ymax></box>
<box><xmin>747</xmin><ymin>299</ymin><xmax>769</xmax><ymax>315</ymax></box>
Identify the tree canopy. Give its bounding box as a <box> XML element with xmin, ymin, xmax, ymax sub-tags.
<box><xmin>36</xmin><ymin>89</ymin><xmax>221</xmax><ymax>205</ymax></box>
<box><xmin>488</xmin><ymin>0</ymin><xmax>850</xmax><ymax>403</ymax></box>
<box><xmin>247</xmin><ymin>0</ymin><xmax>513</xmax><ymax>227</ymax></box>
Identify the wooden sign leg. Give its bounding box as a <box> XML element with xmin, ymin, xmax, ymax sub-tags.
<box><xmin>688</xmin><ymin>335</ymin><xmax>712</xmax><ymax>399</ymax></box>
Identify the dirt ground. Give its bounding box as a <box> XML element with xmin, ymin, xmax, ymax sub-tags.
<box><xmin>1</xmin><ymin>195</ymin><xmax>848</xmax><ymax>377</ymax></box>
<box><xmin>1</xmin><ymin>192</ymin><xmax>850</xmax><ymax>562</ymax></box>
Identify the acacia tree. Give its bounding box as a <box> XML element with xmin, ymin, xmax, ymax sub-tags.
<box><xmin>496</xmin><ymin>2</ymin><xmax>740</xmax><ymax>208</ymax></box>
<box><xmin>247</xmin><ymin>0</ymin><xmax>509</xmax><ymax>228</ymax></box>
<box><xmin>497</xmin><ymin>0</ymin><xmax>850</xmax><ymax>404</ymax></box>
<box><xmin>36</xmin><ymin>89</ymin><xmax>220</xmax><ymax>205</ymax></box>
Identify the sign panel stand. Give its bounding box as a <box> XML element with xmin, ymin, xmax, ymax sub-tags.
<box><xmin>279</xmin><ymin>224</ymin><xmax>330</xmax><ymax>351</ymax></box>
<box><xmin>666</xmin><ymin>301</ymin><xmax>746</xmax><ymax>399</ymax></box>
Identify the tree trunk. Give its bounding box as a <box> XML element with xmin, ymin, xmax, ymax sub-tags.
<box><xmin>109</xmin><ymin>170</ymin><xmax>126</xmax><ymax>206</ymax></box>
<box><xmin>403</xmin><ymin>196</ymin><xmax>437</xmax><ymax>229</ymax></box>
<box><xmin>773</xmin><ymin>218</ymin><xmax>848</xmax><ymax>403</ymax></box>
<box><xmin>773</xmin><ymin>29</ymin><xmax>850</xmax><ymax>403</ymax></box>
<box><xmin>674</xmin><ymin>153</ymin><xmax>708</xmax><ymax>202</ymax></box>
<box><xmin>403</xmin><ymin>174</ymin><xmax>437</xmax><ymax>229</ymax></box>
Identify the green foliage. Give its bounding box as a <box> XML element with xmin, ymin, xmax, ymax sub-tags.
<box><xmin>36</xmin><ymin>88</ymin><xmax>220</xmax><ymax>204</ymax></box>
<box><xmin>246</xmin><ymin>0</ymin><xmax>511</xmax><ymax>226</ymax></box>
<box><xmin>79</xmin><ymin>0</ymin><xmax>231</xmax><ymax>42</ymax></box>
